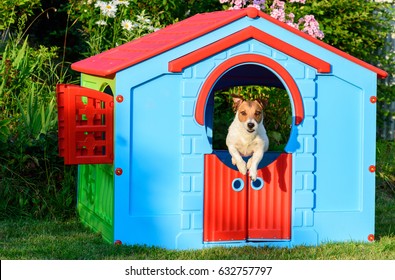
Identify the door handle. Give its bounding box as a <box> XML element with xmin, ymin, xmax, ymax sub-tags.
<box><xmin>250</xmin><ymin>177</ymin><xmax>264</xmax><ymax>191</ymax></box>
<box><xmin>232</xmin><ymin>178</ymin><xmax>245</xmax><ymax>192</ymax></box>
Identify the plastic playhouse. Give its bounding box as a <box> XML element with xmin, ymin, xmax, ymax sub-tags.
<box><xmin>57</xmin><ymin>8</ymin><xmax>387</xmax><ymax>249</ymax></box>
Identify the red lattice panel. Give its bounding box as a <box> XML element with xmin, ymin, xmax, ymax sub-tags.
<box><xmin>57</xmin><ymin>84</ymin><xmax>114</xmax><ymax>164</ymax></box>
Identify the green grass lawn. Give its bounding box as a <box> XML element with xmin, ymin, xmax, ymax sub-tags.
<box><xmin>1</xmin><ymin>186</ymin><xmax>394</xmax><ymax>260</ymax></box>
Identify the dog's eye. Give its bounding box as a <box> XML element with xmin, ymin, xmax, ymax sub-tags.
<box><xmin>255</xmin><ymin>111</ymin><xmax>262</xmax><ymax>116</ymax></box>
<box><xmin>240</xmin><ymin>111</ymin><xmax>247</xmax><ymax>116</ymax></box>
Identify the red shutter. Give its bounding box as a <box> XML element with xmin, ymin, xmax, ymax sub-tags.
<box><xmin>57</xmin><ymin>84</ymin><xmax>114</xmax><ymax>165</ymax></box>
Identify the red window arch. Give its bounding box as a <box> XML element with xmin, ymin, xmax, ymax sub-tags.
<box><xmin>194</xmin><ymin>54</ymin><xmax>305</xmax><ymax>126</ymax></box>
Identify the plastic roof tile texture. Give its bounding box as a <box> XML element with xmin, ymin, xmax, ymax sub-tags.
<box><xmin>71</xmin><ymin>8</ymin><xmax>387</xmax><ymax>79</ymax></box>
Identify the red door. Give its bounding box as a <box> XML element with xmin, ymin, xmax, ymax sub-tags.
<box><xmin>203</xmin><ymin>153</ymin><xmax>292</xmax><ymax>242</ymax></box>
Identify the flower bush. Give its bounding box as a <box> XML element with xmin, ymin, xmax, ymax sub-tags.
<box><xmin>69</xmin><ymin>0</ymin><xmax>162</xmax><ymax>56</ymax></box>
<box><xmin>220</xmin><ymin>0</ymin><xmax>324</xmax><ymax>39</ymax></box>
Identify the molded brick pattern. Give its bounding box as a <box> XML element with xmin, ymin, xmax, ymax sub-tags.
<box><xmin>179</xmin><ymin>51</ymin><xmax>226</xmax><ymax>236</ymax></box>
<box><xmin>293</xmin><ymin>79</ymin><xmax>316</xmax><ymax>229</ymax></box>
<box><xmin>180</xmin><ymin>72</ymin><xmax>206</xmax><ymax>235</ymax></box>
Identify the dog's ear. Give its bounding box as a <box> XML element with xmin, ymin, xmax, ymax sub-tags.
<box><xmin>231</xmin><ymin>95</ymin><xmax>244</xmax><ymax>112</ymax></box>
<box><xmin>255</xmin><ymin>98</ymin><xmax>268</xmax><ymax>110</ymax></box>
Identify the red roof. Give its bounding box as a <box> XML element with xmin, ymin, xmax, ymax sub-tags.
<box><xmin>72</xmin><ymin>7</ymin><xmax>387</xmax><ymax>79</ymax></box>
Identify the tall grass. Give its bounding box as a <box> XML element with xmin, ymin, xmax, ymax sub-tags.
<box><xmin>0</xmin><ymin>19</ymin><xmax>78</xmax><ymax>220</ymax></box>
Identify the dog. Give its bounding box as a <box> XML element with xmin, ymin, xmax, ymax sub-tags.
<box><xmin>226</xmin><ymin>96</ymin><xmax>269</xmax><ymax>181</ymax></box>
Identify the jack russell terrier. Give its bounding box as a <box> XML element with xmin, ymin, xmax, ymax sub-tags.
<box><xmin>226</xmin><ymin>96</ymin><xmax>269</xmax><ymax>181</ymax></box>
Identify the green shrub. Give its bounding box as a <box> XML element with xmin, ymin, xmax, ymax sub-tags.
<box><xmin>0</xmin><ymin>0</ymin><xmax>41</xmax><ymax>35</ymax></box>
<box><xmin>302</xmin><ymin>1</ymin><xmax>395</xmax><ymax>137</ymax></box>
<box><xmin>0</xmin><ymin>132</ymin><xmax>77</xmax><ymax>220</ymax></box>
<box><xmin>301</xmin><ymin>0</ymin><xmax>394</xmax><ymax>72</ymax></box>
<box><xmin>376</xmin><ymin>140</ymin><xmax>395</xmax><ymax>195</ymax></box>
<box><xmin>377</xmin><ymin>84</ymin><xmax>395</xmax><ymax>139</ymax></box>
<box><xmin>0</xmin><ymin>16</ymin><xmax>77</xmax><ymax>220</ymax></box>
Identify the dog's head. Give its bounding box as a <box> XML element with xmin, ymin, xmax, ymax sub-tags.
<box><xmin>232</xmin><ymin>96</ymin><xmax>266</xmax><ymax>133</ymax></box>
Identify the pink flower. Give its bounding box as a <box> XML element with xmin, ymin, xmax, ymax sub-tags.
<box><xmin>271</xmin><ymin>0</ymin><xmax>285</xmax><ymax>9</ymax></box>
<box><xmin>286</xmin><ymin>21</ymin><xmax>299</xmax><ymax>29</ymax></box>
<box><xmin>270</xmin><ymin>0</ymin><xmax>287</xmax><ymax>22</ymax></box>
<box><xmin>285</xmin><ymin>12</ymin><xmax>299</xmax><ymax>29</ymax></box>
<box><xmin>253</xmin><ymin>0</ymin><xmax>266</xmax><ymax>8</ymax></box>
<box><xmin>299</xmin><ymin>15</ymin><xmax>324</xmax><ymax>39</ymax></box>
<box><xmin>218</xmin><ymin>0</ymin><xmax>324</xmax><ymax>40</ymax></box>
<box><xmin>248</xmin><ymin>4</ymin><xmax>261</xmax><ymax>10</ymax></box>
<box><xmin>270</xmin><ymin>8</ymin><xmax>286</xmax><ymax>22</ymax></box>
<box><xmin>235</xmin><ymin>0</ymin><xmax>243</xmax><ymax>5</ymax></box>
<box><xmin>248</xmin><ymin>0</ymin><xmax>266</xmax><ymax>10</ymax></box>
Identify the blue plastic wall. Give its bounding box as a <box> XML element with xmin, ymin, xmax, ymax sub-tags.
<box><xmin>112</xmin><ymin>16</ymin><xmax>376</xmax><ymax>249</ymax></box>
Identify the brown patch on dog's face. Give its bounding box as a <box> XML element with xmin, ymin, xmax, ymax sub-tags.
<box><xmin>236</xmin><ymin>100</ymin><xmax>263</xmax><ymax>124</ymax></box>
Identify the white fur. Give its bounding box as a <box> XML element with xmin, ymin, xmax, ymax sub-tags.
<box><xmin>226</xmin><ymin>111</ymin><xmax>269</xmax><ymax>181</ymax></box>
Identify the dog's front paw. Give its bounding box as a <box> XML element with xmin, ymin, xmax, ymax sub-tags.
<box><xmin>231</xmin><ymin>157</ymin><xmax>237</xmax><ymax>166</ymax></box>
<box><xmin>249</xmin><ymin>168</ymin><xmax>257</xmax><ymax>181</ymax></box>
<box><xmin>247</xmin><ymin>158</ymin><xmax>252</xmax><ymax>170</ymax></box>
<box><xmin>236</xmin><ymin>160</ymin><xmax>247</xmax><ymax>175</ymax></box>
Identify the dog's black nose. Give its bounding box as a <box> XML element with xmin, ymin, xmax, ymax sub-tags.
<box><xmin>247</xmin><ymin>122</ymin><xmax>255</xmax><ymax>129</ymax></box>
